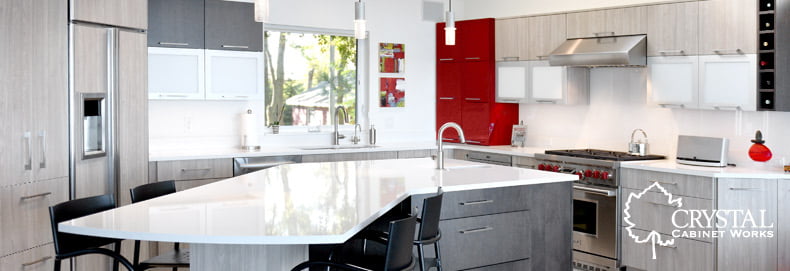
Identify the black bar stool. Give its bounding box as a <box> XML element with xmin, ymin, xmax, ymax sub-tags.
<box><xmin>414</xmin><ymin>193</ymin><xmax>444</xmax><ymax>271</ymax></box>
<box><xmin>49</xmin><ymin>194</ymin><xmax>135</xmax><ymax>271</ymax></box>
<box><xmin>129</xmin><ymin>180</ymin><xmax>190</xmax><ymax>271</ymax></box>
<box><xmin>291</xmin><ymin>216</ymin><xmax>417</xmax><ymax>271</ymax></box>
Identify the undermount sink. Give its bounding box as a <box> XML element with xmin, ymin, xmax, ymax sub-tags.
<box><xmin>298</xmin><ymin>145</ymin><xmax>380</xmax><ymax>150</ymax></box>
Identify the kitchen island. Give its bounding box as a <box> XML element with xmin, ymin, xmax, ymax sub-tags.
<box><xmin>59</xmin><ymin>158</ymin><xmax>575</xmax><ymax>270</ymax></box>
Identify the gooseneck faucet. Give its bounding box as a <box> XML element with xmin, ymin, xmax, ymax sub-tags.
<box><xmin>334</xmin><ymin>106</ymin><xmax>348</xmax><ymax>145</ymax></box>
<box><xmin>436</xmin><ymin>122</ymin><xmax>466</xmax><ymax>169</ymax></box>
<box><xmin>352</xmin><ymin>124</ymin><xmax>362</xmax><ymax>144</ymax></box>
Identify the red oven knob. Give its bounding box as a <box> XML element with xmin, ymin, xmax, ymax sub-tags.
<box><xmin>601</xmin><ymin>171</ymin><xmax>610</xmax><ymax>180</ymax></box>
<box><xmin>593</xmin><ymin>170</ymin><xmax>601</xmax><ymax>179</ymax></box>
<box><xmin>538</xmin><ymin>164</ymin><xmax>546</xmax><ymax>170</ymax></box>
<box><xmin>584</xmin><ymin>170</ymin><xmax>592</xmax><ymax>177</ymax></box>
<box><xmin>552</xmin><ymin>165</ymin><xmax>560</xmax><ymax>172</ymax></box>
<box><xmin>575</xmin><ymin>172</ymin><xmax>583</xmax><ymax>180</ymax></box>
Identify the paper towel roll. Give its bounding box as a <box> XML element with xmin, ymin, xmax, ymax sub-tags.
<box><xmin>240</xmin><ymin>112</ymin><xmax>260</xmax><ymax>148</ymax></box>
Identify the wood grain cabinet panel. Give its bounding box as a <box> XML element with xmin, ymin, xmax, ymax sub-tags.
<box><xmin>716</xmin><ymin>178</ymin><xmax>777</xmax><ymax>271</ymax></box>
<box><xmin>699</xmin><ymin>0</ymin><xmax>757</xmax><ymax>55</ymax></box>
<box><xmin>620</xmin><ymin>168</ymin><xmax>713</xmax><ymax>199</ymax></box>
<box><xmin>779</xmin><ymin>181</ymin><xmax>790</xmax><ymax>269</ymax></box>
<box><xmin>647</xmin><ymin>2</ymin><xmax>699</xmax><ymax>56</ymax></box>
<box><xmin>527</xmin><ymin>14</ymin><xmax>566</xmax><ymax>60</ymax></box>
<box><xmin>621</xmin><ymin>188</ymin><xmax>713</xmax><ymax>243</ymax></box>
<box><xmin>0</xmin><ymin>244</ymin><xmax>69</xmax><ymax>271</ymax></box>
<box><xmin>605</xmin><ymin>6</ymin><xmax>647</xmax><ymax>37</ymax></box>
<box><xmin>157</xmin><ymin>159</ymin><xmax>233</xmax><ymax>181</ymax></box>
<box><xmin>566</xmin><ymin>10</ymin><xmax>607</xmax><ymax>39</ymax></box>
<box><xmin>621</xmin><ymin>228</ymin><xmax>714</xmax><ymax>271</ymax></box>
<box><xmin>438</xmin><ymin>211</ymin><xmax>530</xmax><ymax>271</ymax></box>
<box><xmin>0</xmin><ymin>178</ymin><xmax>69</xmax><ymax>256</ymax></box>
<box><xmin>71</xmin><ymin>0</ymin><xmax>147</xmax><ymax>29</ymax></box>
<box><xmin>494</xmin><ymin>18</ymin><xmax>527</xmax><ymax>61</ymax></box>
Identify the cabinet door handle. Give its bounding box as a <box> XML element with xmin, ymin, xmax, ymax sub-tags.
<box><xmin>712</xmin><ymin>49</ymin><xmax>743</xmax><ymax>55</ymax></box>
<box><xmin>712</xmin><ymin>105</ymin><xmax>741</xmax><ymax>110</ymax></box>
<box><xmin>465</xmin><ymin>98</ymin><xmax>481</xmax><ymax>101</ymax></box>
<box><xmin>465</xmin><ymin>57</ymin><xmax>481</xmax><ymax>60</ymax></box>
<box><xmin>729</xmin><ymin>187</ymin><xmax>761</xmax><ymax>191</ymax></box>
<box><xmin>536</xmin><ymin>55</ymin><xmax>549</xmax><ymax>60</ymax></box>
<box><xmin>499</xmin><ymin>99</ymin><xmax>519</xmax><ymax>103</ymax></box>
<box><xmin>158</xmin><ymin>42</ymin><xmax>189</xmax><ymax>46</ymax></box>
<box><xmin>441</xmin><ymin>138</ymin><xmax>456</xmax><ymax>141</ymax></box>
<box><xmin>659</xmin><ymin>243</ymin><xmax>677</xmax><ymax>249</ymax></box>
<box><xmin>459</xmin><ymin>199</ymin><xmax>494</xmax><ymax>206</ymax></box>
<box><xmin>649</xmin><ymin>201</ymin><xmax>679</xmax><ymax>208</ymax></box>
<box><xmin>159</xmin><ymin>94</ymin><xmax>189</xmax><ymax>98</ymax></box>
<box><xmin>459</xmin><ymin>226</ymin><xmax>493</xmax><ymax>234</ymax></box>
<box><xmin>466</xmin><ymin>140</ymin><xmax>481</xmax><ymax>144</ymax></box>
<box><xmin>439</xmin><ymin>97</ymin><xmax>455</xmax><ymax>100</ymax></box>
<box><xmin>181</xmin><ymin>168</ymin><xmax>211</xmax><ymax>172</ymax></box>
<box><xmin>659</xmin><ymin>103</ymin><xmax>685</xmax><ymax>109</ymax></box>
<box><xmin>221</xmin><ymin>95</ymin><xmax>250</xmax><ymax>99</ymax></box>
<box><xmin>535</xmin><ymin>100</ymin><xmax>557</xmax><ymax>104</ymax></box>
<box><xmin>594</xmin><ymin>32</ymin><xmax>615</xmax><ymax>37</ymax></box>
<box><xmin>439</xmin><ymin>58</ymin><xmax>455</xmax><ymax>61</ymax></box>
<box><xmin>22</xmin><ymin>256</ymin><xmax>51</xmax><ymax>267</ymax></box>
<box><xmin>502</xmin><ymin>56</ymin><xmax>520</xmax><ymax>61</ymax></box>
<box><xmin>659</xmin><ymin>50</ymin><xmax>686</xmax><ymax>56</ymax></box>
<box><xmin>222</xmin><ymin>45</ymin><xmax>250</xmax><ymax>49</ymax></box>
<box><xmin>39</xmin><ymin>131</ymin><xmax>46</xmax><ymax>169</ymax></box>
<box><xmin>24</xmin><ymin>132</ymin><xmax>32</xmax><ymax>170</ymax></box>
<box><xmin>651</xmin><ymin>180</ymin><xmax>678</xmax><ymax>185</ymax></box>
<box><xmin>20</xmin><ymin>192</ymin><xmax>52</xmax><ymax>200</ymax></box>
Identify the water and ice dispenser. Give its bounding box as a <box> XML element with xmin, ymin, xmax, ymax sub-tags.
<box><xmin>82</xmin><ymin>94</ymin><xmax>106</xmax><ymax>159</ymax></box>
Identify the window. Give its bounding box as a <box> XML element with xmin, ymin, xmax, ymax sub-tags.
<box><xmin>263</xmin><ymin>29</ymin><xmax>357</xmax><ymax>127</ymax></box>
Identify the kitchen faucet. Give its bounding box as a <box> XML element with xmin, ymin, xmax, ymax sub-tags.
<box><xmin>334</xmin><ymin>106</ymin><xmax>348</xmax><ymax>145</ymax></box>
<box><xmin>351</xmin><ymin>124</ymin><xmax>362</xmax><ymax>144</ymax></box>
<box><xmin>436</xmin><ymin>122</ymin><xmax>466</xmax><ymax>169</ymax></box>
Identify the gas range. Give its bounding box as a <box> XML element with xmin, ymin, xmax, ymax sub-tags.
<box><xmin>534</xmin><ymin>149</ymin><xmax>665</xmax><ymax>187</ymax></box>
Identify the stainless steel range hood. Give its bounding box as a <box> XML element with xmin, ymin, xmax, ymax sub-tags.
<box><xmin>549</xmin><ymin>35</ymin><xmax>647</xmax><ymax>67</ymax></box>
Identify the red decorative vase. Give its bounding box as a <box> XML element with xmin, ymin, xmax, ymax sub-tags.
<box><xmin>749</xmin><ymin>130</ymin><xmax>773</xmax><ymax>162</ymax></box>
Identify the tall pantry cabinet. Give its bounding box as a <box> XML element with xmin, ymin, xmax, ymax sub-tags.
<box><xmin>0</xmin><ymin>0</ymin><xmax>70</xmax><ymax>270</ymax></box>
<box><xmin>436</xmin><ymin>18</ymin><xmax>519</xmax><ymax>145</ymax></box>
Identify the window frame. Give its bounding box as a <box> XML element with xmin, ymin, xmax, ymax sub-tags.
<box><xmin>262</xmin><ymin>24</ymin><xmax>362</xmax><ymax>133</ymax></box>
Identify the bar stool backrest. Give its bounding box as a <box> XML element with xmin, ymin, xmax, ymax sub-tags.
<box><xmin>130</xmin><ymin>180</ymin><xmax>176</xmax><ymax>203</ymax></box>
<box><xmin>49</xmin><ymin>194</ymin><xmax>120</xmax><ymax>255</ymax></box>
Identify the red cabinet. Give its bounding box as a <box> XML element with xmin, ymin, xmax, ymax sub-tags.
<box><xmin>435</xmin><ymin>18</ymin><xmax>518</xmax><ymax>146</ymax></box>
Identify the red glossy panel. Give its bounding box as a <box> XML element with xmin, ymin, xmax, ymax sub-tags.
<box><xmin>459</xmin><ymin>18</ymin><xmax>494</xmax><ymax>61</ymax></box>
<box><xmin>461</xmin><ymin>102</ymin><xmax>491</xmax><ymax>144</ymax></box>
<box><xmin>436</xmin><ymin>22</ymin><xmax>461</xmax><ymax>61</ymax></box>
<box><xmin>437</xmin><ymin>99</ymin><xmax>462</xmax><ymax>142</ymax></box>
<box><xmin>437</xmin><ymin>62</ymin><xmax>462</xmax><ymax>98</ymax></box>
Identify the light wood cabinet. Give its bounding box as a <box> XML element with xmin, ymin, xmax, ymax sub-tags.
<box><xmin>0</xmin><ymin>244</ymin><xmax>69</xmax><ymax>271</ymax></box>
<box><xmin>71</xmin><ymin>0</ymin><xmax>147</xmax><ymax>29</ymax></box>
<box><xmin>0</xmin><ymin>178</ymin><xmax>69</xmax><ymax>256</ymax></box>
<box><xmin>779</xmin><ymin>181</ymin><xmax>790</xmax><ymax>269</ymax></box>
<box><xmin>495</xmin><ymin>18</ymin><xmax>527</xmax><ymax>61</ymax></box>
<box><xmin>621</xmin><ymin>168</ymin><xmax>714</xmax><ymax>199</ymax></box>
<box><xmin>716</xmin><ymin>178</ymin><xmax>778</xmax><ymax>271</ymax></box>
<box><xmin>527</xmin><ymin>14</ymin><xmax>566</xmax><ymax>60</ymax></box>
<box><xmin>699</xmin><ymin>0</ymin><xmax>757</xmax><ymax>55</ymax></box>
<box><xmin>698</xmin><ymin>54</ymin><xmax>757</xmax><ymax>111</ymax></box>
<box><xmin>647</xmin><ymin>2</ymin><xmax>699</xmax><ymax>56</ymax></box>
<box><xmin>647</xmin><ymin>56</ymin><xmax>699</xmax><ymax>109</ymax></box>
<box><xmin>117</xmin><ymin>29</ymin><xmax>149</xmax><ymax>207</ymax></box>
<box><xmin>567</xmin><ymin>7</ymin><xmax>646</xmax><ymax>39</ymax></box>
<box><xmin>157</xmin><ymin>158</ymin><xmax>233</xmax><ymax>181</ymax></box>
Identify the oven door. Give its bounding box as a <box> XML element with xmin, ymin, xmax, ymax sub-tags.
<box><xmin>573</xmin><ymin>184</ymin><xmax>617</xmax><ymax>260</ymax></box>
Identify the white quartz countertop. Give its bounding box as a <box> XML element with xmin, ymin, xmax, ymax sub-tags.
<box><xmin>622</xmin><ymin>159</ymin><xmax>790</xmax><ymax>179</ymax></box>
<box><xmin>59</xmin><ymin>158</ymin><xmax>575</xmax><ymax>245</ymax></box>
<box><xmin>149</xmin><ymin>142</ymin><xmax>440</xmax><ymax>161</ymax></box>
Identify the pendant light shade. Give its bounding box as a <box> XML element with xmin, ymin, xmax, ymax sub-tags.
<box><xmin>254</xmin><ymin>0</ymin><xmax>269</xmax><ymax>23</ymax></box>
<box><xmin>444</xmin><ymin>0</ymin><xmax>456</xmax><ymax>45</ymax></box>
<box><xmin>354</xmin><ymin>1</ymin><xmax>367</xmax><ymax>39</ymax></box>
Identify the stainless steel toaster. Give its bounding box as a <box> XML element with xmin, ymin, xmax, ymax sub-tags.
<box><xmin>676</xmin><ymin>135</ymin><xmax>729</xmax><ymax>167</ymax></box>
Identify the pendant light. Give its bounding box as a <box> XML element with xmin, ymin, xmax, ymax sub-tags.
<box><xmin>354</xmin><ymin>0</ymin><xmax>367</xmax><ymax>39</ymax></box>
<box><xmin>445</xmin><ymin>0</ymin><xmax>456</xmax><ymax>45</ymax></box>
<box><xmin>254</xmin><ymin>0</ymin><xmax>269</xmax><ymax>23</ymax></box>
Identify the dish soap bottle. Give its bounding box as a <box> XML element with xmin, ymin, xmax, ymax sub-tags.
<box><xmin>749</xmin><ymin>130</ymin><xmax>773</xmax><ymax>162</ymax></box>
<box><xmin>369</xmin><ymin>124</ymin><xmax>377</xmax><ymax>145</ymax></box>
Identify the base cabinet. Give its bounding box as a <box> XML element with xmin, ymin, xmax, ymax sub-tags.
<box><xmin>621</xmin><ymin>228</ymin><xmax>713</xmax><ymax>271</ymax></box>
<box><xmin>0</xmin><ymin>244</ymin><xmax>69</xmax><ymax>271</ymax></box>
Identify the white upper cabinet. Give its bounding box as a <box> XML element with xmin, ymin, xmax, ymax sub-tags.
<box><xmin>647</xmin><ymin>56</ymin><xmax>699</xmax><ymax>109</ymax></box>
<box><xmin>205</xmin><ymin>50</ymin><xmax>264</xmax><ymax>100</ymax></box>
<box><xmin>699</xmin><ymin>54</ymin><xmax>757</xmax><ymax>111</ymax></box>
<box><xmin>495</xmin><ymin>18</ymin><xmax>528</xmax><ymax>61</ymax></box>
<box><xmin>647</xmin><ymin>1</ymin><xmax>699</xmax><ymax>56</ymax></box>
<box><xmin>496</xmin><ymin>61</ymin><xmax>530</xmax><ymax>103</ymax></box>
<box><xmin>699</xmin><ymin>0</ymin><xmax>757</xmax><ymax>55</ymax></box>
<box><xmin>148</xmin><ymin>47</ymin><xmax>205</xmax><ymax>100</ymax></box>
<box><xmin>529</xmin><ymin>61</ymin><xmax>589</xmax><ymax>105</ymax></box>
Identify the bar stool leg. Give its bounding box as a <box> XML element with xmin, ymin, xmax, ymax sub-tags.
<box><xmin>53</xmin><ymin>259</ymin><xmax>61</xmax><ymax>271</ymax></box>
<box><xmin>435</xmin><ymin>242</ymin><xmax>443</xmax><ymax>271</ymax></box>
<box><xmin>418</xmin><ymin>244</ymin><xmax>426</xmax><ymax>271</ymax></box>
<box><xmin>113</xmin><ymin>241</ymin><xmax>121</xmax><ymax>271</ymax></box>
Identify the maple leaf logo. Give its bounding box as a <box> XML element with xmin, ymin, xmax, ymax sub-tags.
<box><xmin>623</xmin><ymin>182</ymin><xmax>684</xmax><ymax>260</ymax></box>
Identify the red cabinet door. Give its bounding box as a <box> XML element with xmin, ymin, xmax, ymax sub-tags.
<box><xmin>437</xmin><ymin>62</ymin><xmax>461</xmax><ymax>99</ymax></box>
<box><xmin>437</xmin><ymin>98</ymin><xmax>462</xmax><ymax>142</ymax></box>
<box><xmin>437</xmin><ymin>22</ymin><xmax>461</xmax><ymax>62</ymax></box>
<box><xmin>461</xmin><ymin>61</ymin><xmax>493</xmax><ymax>102</ymax></box>
<box><xmin>459</xmin><ymin>19</ymin><xmax>494</xmax><ymax>62</ymax></box>
<box><xmin>461</xmin><ymin>102</ymin><xmax>491</xmax><ymax>145</ymax></box>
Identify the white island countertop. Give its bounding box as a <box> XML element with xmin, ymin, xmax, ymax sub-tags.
<box><xmin>59</xmin><ymin>158</ymin><xmax>575</xmax><ymax>245</ymax></box>
<box><xmin>622</xmin><ymin>159</ymin><xmax>790</xmax><ymax>179</ymax></box>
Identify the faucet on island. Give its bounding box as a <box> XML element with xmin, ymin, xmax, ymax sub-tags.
<box><xmin>436</xmin><ymin>122</ymin><xmax>466</xmax><ymax>170</ymax></box>
<box><xmin>334</xmin><ymin>106</ymin><xmax>348</xmax><ymax>146</ymax></box>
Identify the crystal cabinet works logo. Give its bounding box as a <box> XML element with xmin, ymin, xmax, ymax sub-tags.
<box><xmin>624</xmin><ymin>182</ymin><xmax>775</xmax><ymax>260</ymax></box>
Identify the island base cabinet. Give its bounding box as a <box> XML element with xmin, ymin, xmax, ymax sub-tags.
<box><xmin>438</xmin><ymin>211</ymin><xmax>530</xmax><ymax>271</ymax></box>
<box><xmin>621</xmin><ymin>228</ymin><xmax>713</xmax><ymax>271</ymax></box>
<box><xmin>0</xmin><ymin>244</ymin><xmax>68</xmax><ymax>271</ymax></box>
<box><xmin>465</xmin><ymin>259</ymin><xmax>531</xmax><ymax>271</ymax></box>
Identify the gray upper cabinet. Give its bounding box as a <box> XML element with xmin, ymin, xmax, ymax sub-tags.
<box><xmin>148</xmin><ymin>0</ymin><xmax>205</xmax><ymax>49</ymax></box>
<box><xmin>205</xmin><ymin>0</ymin><xmax>263</xmax><ymax>52</ymax></box>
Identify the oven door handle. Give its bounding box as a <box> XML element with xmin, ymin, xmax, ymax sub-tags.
<box><xmin>574</xmin><ymin>185</ymin><xmax>617</xmax><ymax>197</ymax></box>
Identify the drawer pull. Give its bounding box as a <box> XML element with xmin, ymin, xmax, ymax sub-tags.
<box><xmin>659</xmin><ymin>243</ymin><xmax>677</xmax><ymax>249</ymax></box>
<box><xmin>22</xmin><ymin>256</ymin><xmax>51</xmax><ymax>266</ymax></box>
<box><xmin>712</xmin><ymin>49</ymin><xmax>743</xmax><ymax>55</ymax></box>
<box><xmin>712</xmin><ymin>105</ymin><xmax>741</xmax><ymax>110</ymax></box>
<box><xmin>439</xmin><ymin>58</ymin><xmax>455</xmax><ymax>61</ymax></box>
<box><xmin>466</xmin><ymin>140</ymin><xmax>482</xmax><ymax>144</ymax></box>
<box><xmin>465</xmin><ymin>57</ymin><xmax>481</xmax><ymax>60</ymax></box>
<box><xmin>502</xmin><ymin>56</ymin><xmax>520</xmax><ymax>61</ymax></box>
<box><xmin>20</xmin><ymin>192</ymin><xmax>52</xmax><ymax>200</ymax></box>
<box><xmin>729</xmin><ymin>187</ymin><xmax>761</xmax><ymax>191</ymax></box>
<box><xmin>438</xmin><ymin>97</ymin><xmax>455</xmax><ymax>100</ymax></box>
<box><xmin>158</xmin><ymin>42</ymin><xmax>189</xmax><ymax>46</ymax></box>
<box><xmin>465</xmin><ymin>98</ymin><xmax>482</xmax><ymax>101</ymax></box>
<box><xmin>536</xmin><ymin>55</ymin><xmax>549</xmax><ymax>60</ymax></box>
<box><xmin>459</xmin><ymin>226</ymin><xmax>493</xmax><ymax>234</ymax></box>
<box><xmin>535</xmin><ymin>100</ymin><xmax>557</xmax><ymax>104</ymax></box>
<box><xmin>649</xmin><ymin>201</ymin><xmax>679</xmax><ymax>208</ymax></box>
<box><xmin>659</xmin><ymin>50</ymin><xmax>686</xmax><ymax>56</ymax></box>
<box><xmin>222</xmin><ymin>45</ymin><xmax>250</xmax><ymax>49</ymax></box>
<box><xmin>459</xmin><ymin>199</ymin><xmax>494</xmax><ymax>206</ymax></box>
<box><xmin>594</xmin><ymin>31</ymin><xmax>615</xmax><ymax>37</ymax></box>
<box><xmin>181</xmin><ymin>168</ymin><xmax>211</xmax><ymax>172</ymax></box>
<box><xmin>651</xmin><ymin>180</ymin><xmax>677</xmax><ymax>185</ymax></box>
